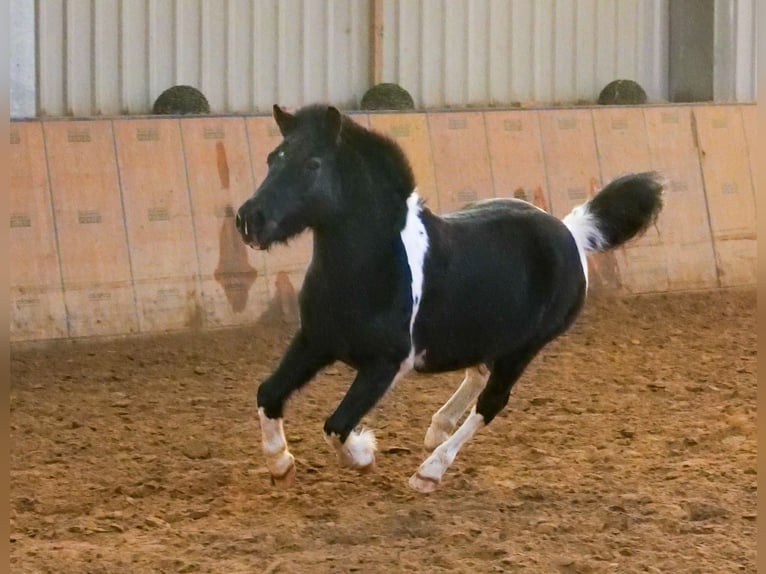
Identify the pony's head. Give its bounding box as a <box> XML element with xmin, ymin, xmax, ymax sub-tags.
<box><xmin>236</xmin><ymin>104</ymin><xmax>344</xmax><ymax>250</ymax></box>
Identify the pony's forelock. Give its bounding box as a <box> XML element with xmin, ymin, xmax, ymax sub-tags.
<box><xmin>290</xmin><ymin>104</ymin><xmax>417</xmax><ymax>201</ymax></box>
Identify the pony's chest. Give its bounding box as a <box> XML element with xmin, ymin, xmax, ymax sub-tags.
<box><xmin>299</xmin><ymin>264</ymin><xmax>412</xmax><ymax>351</ymax></box>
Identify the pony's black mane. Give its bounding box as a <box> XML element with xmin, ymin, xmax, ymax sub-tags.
<box><xmin>295</xmin><ymin>105</ymin><xmax>417</xmax><ymax>201</ymax></box>
<box><xmin>339</xmin><ymin>117</ymin><xmax>416</xmax><ymax>200</ymax></box>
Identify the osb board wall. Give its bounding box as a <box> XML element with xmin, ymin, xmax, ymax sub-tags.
<box><xmin>10</xmin><ymin>122</ymin><xmax>68</xmax><ymax>341</ymax></box>
<box><xmin>44</xmin><ymin>121</ymin><xmax>138</xmax><ymax>338</ymax></box>
<box><xmin>9</xmin><ymin>104</ymin><xmax>757</xmax><ymax>342</ymax></box>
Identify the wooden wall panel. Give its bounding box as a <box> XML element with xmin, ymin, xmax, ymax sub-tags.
<box><xmin>694</xmin><ymin>106</ymin><xmax>756</xmax><ymax>286</ymax></box>
<box><xmin>260</xmin><ymin>232</ymin><xmax>312</xmax><ymax>322</ymax></box>
<box><xmin>540</xmin><ymin>109</ymin><xmax>621</xmax><ymax>292</ymax></box>
<box><xmin>10</xmin><ymin>122</ymin><xmax>68</xmax><ymax>341</ymax></box>
<box><xmin>539</xmin><ymin>109</ymin><xmax>600</xmax><ymax>218</ymax></box>
<box><xmin>113</xmin><ymin>118</ymin><xmax>202</xmax><ymax>332</ymax></box>
<box><xmin>592</xmin><ymin>107</ymin><xmax>667</xmax><ymax>293</ymax></box>
<box><xmin>181</xmin><ymin>117</ymin><xmax>269</xmax><ymax>328</ymax></box>
<box><xmin>593</xmin><ymin>108</ymin><xmax>653</xmax><ymax>178</ymax></box>
<box><xmin>643</xmin><ymin>107</ymin><xmax>718</xmax><ymax>290</ymax></box>
<box><xmin>483</xmin><ymin>110</ymin><xmax>550</xmax><ymax>211</ymax></box>
<box><xmin>740</xmin><ymin>105</ymin><xmax>757</xmax><ymax>200</ymax></box>
<box><xmin>246</xmin><ymin>116</ymin><xmax>282</xmax><ymax>189</ymax></box>
<box><xmin>44</xmin><ymin>120</ymin><xmax>138</xmax><ymax>337</ymax></box>
<box><xmin>427</xmin><ymin>112</ymin><xmax>494</xmax><ymax>214</ymax></box>
<box><xmin>10</xmin><ymin>106</ymin><xmax>756</xmax><ymax>342</ymax></box>
<box><xmin>368</xmin><ymin>113</ymin><xmax>439</xmax><ymax>210</ymax></box>
<box><xmin>347</xmin><ymin>113</ymin><xmax>370</xmax><ymax>129</ymax></box>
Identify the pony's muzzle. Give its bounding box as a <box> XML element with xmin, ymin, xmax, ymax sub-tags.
<box><xmin>236</xmin><ymin>204</ymin><xmax>276</xmax><ymax>250</ymax></box>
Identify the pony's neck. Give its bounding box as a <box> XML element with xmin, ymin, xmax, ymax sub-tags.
<box><xmin>314</xmin><ymin>199</ymin><xmax>407</xmax><ymax>253</ymax></box>
<box><xmin>312</xmin><ymin>186</ymin><xmax>410</xmax><ymax>274</ymax></box>
<box><xmin>310</xmin><ymin>119</ymin><xmax>415</xmax><ymax>267</ymax></box>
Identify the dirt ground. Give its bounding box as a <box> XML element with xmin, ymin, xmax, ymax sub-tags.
<box><xmin>10</xmin><ymin>288</ymin><xmax>756</xmax><ymax>574</ymax></box>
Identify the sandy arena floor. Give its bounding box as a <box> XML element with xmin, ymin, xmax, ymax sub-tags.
<box><xmin>10</xmin><ymin>288</ymin><xmax>756</xmax><ymax>573</ymax></box>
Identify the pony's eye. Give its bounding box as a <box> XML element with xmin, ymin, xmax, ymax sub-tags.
<box><xmin>277</xmin><ymin>150</ymin><xmax>286</xmax><ymax>160</ymax></box>
<box><xmin>305</xmin><ymin>158</ymin><xmax>321</xmax><ymax>171</ymax></box>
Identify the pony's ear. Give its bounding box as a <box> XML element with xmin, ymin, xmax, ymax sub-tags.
<box><xmin>326</xmin><ymin>106</ymin><xmax>342</xmax><ymax>143</ymax></box>
<box><xmin>273</xmin><ymin>105</ymin><xmax>297</xmax><ymax>136</ymax></box>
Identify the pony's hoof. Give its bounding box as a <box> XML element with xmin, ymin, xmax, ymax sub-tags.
<box><xmin>408</xmin><ymin>472</ymin><xmax>440</xmax><ymax>493</ymax></box>
<box><xmin>355</xmin><ymin>459</ymin><xmax>376</xmax><ymax>474</ymax></box>
<box><xmin>269</xmin><ymin>462</ymin><xmax>296</xmax><ymax>489</ymax></box>
<box><xmin>423</xmin><ymin>426</ymin><xmax>450</xmax><ymax>451</ymax></box>
<box><xmin>326</xmin><ymin>428</ymin><xmax>377</xmax><ymax>470</ymax></box>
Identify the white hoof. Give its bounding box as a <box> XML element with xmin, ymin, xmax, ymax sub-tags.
<box><xmin>269</xmin><ymin>455</ymin><xmax>296</xmax><ymax>488</ymax></box>
<box><xmin>408</xmin><ymin>472</ymin><xmax>441</xmax><ymax>493</ymax></box>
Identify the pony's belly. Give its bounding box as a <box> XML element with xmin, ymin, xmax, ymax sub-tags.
<box><xmin>411</xmin><ymin>328</ymin><xmax>494</xmax><ymax>374</ymax></box>
<box><xmin>410</xmin><ymin>292</ymin><xmax>537</xmax><ymax>373</ymax></box>
<box><xmin>412</xmin><ymin>354</ymin><xmax>479</xmax><ymax>374</ymax></box>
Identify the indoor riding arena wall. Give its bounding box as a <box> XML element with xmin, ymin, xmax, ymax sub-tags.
<box><xmin>10</xmin><ymin>104</ymin><xmax>757</xmax><ymax>343</ymax></box>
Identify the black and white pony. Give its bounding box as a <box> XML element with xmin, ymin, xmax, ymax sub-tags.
<box><xmin>236</xmin><ymin>104</ymin><xmax>663</xmax><ymax>493</ymax></box>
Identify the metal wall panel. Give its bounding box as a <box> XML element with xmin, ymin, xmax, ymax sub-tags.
<box><xmin>732</xmin><ymin>0</ymin><xmax>756</xmax><ymax>101</ymax></box>
<box><xmin>380</xmin><ymin>0</ymin><xmax>670</xmax><ymax>107</ymax></box>
<box><xmin>29</xmin><ymin>0</ymin><xmax>755</xmax><ymax>117</ymax></box>
<box><xmin>714</xmin><ymin>0</ymin><xmax>758</xmax><ymax>101</ymax></box>
<box><xmin>10</xmin><ymin>0</ymin><xmax>36</xmax><ymax>118</ymax></box>
<box><xmin>36</xmin><ymin>0</ymin><xmax>371</xmax><ymax>117</ymax></box>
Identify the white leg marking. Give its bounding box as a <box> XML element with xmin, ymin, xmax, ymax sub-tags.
<box><xmin>424</xmin><ymin>365</ymin><xmax>489</xmax><ymax>450</ymax></box>
<box><xmin>409</xmin><ymin>409</ymin><xmax>486</xmax><ymax>493</ymax></box>
<box><xmin>400</xmin><ymin>191</ymin><xmax>429</xmax><ymax>351</ymax></box>
<box><xmin>325</xmin><ymin>358</ymin><xmax>413</xmax><ymax>471</ymax></box>
<box><xmin>257</xmin><ymin>407</ymin><xmax>295</xmax><ymax>484</ymax></box>
<box><xmin>324</xmin><ymin>429</ymin><xmax>377</xmax><ymax>470</ymax></box>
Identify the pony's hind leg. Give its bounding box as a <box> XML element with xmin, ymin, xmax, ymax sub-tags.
<box><xmin>424</xmin><ymin>365</ymin><xmax>489</xmax><ymax>451</ymax></box>
<box><xmin>409</xmin><ymin>351</ymin><xmax>536</xmax><ymax>493</ymax></box>
<box><xmin>256</xmin><ymin>331</ymin><xmax>331</xmax><ymax>487</ymax></box>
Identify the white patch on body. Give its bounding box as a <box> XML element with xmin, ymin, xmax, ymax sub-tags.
<box><xmin>257</xmin><ymin>407</ymin><xmax>294</xmax><ymax>477</ymax></box>
<box><xmin>562</xmin><ymin>202</ymin><xmax>606</xmax><ymax>289</ymax></box>
<box><xmin>424</xmin><ymin>365</ymin><xmax>489</xmax><ymax>450</ymax></box>
<box><xmin>412</xmin><ymin>350</ymin><xmax>427</xmax><ymax>370</ymax></box>
<box><xmin>410</xmin><ymin>409</ymin><xmax>486</xmax><ymax>493</ymax></box>
<box><xmin>400</xmin><ymin>191</ymin><xmax>429</xmax><ymax>355</ymax></box>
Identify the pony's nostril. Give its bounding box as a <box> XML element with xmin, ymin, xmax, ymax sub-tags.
<box><xmin>236</xmin><ymin>207</ymin><xmax>269</xmax><ymax>245</ymax></box>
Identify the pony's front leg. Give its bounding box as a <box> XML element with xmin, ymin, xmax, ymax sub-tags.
<box><xmin>256</xmin><ymin>331</ymin><xmax>331</xmax><ymax>487</ymax></box>
<box><xmin>323</xmin><ymin>361</ymin><xmax>408</xmax><ymax>472</ymax></box>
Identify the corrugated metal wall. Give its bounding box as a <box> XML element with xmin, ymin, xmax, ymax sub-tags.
<box><xmin>32</xmin><ymin>0</ymin><xmax>757</xmax><ymax>116</ymax></box>
<box><xmin>714</xmin><ymin>0</ymin><xmax>758</xmax><ymax>101</ymax></box>
<box><xmin>36</xmin><ymin>0</ymin><xmax>371</xmax><ymax>116</ymax></box>
<box><xmin>379</xmin><ymin>0</ymin><xmax>670</xmax><ymax>107</ymax></box>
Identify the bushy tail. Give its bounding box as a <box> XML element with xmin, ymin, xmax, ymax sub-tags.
<box><xmin>563</xmin><ymin>171</ymin><xmax>664</xmax><ymax>254</ymax></box>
